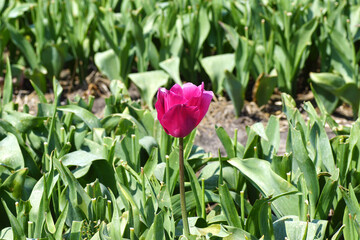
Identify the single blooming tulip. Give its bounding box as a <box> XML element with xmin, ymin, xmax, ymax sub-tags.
<box><xmin>155</xmin><ymin>82</ymin><xmax>213</xmax><ymax>138</ymax></box>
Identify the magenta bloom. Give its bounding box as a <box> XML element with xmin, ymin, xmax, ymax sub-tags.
<box><xmin>155</xmin><ymin>82</ymin><xmax>213</xmax><ymax>138</ymax></box>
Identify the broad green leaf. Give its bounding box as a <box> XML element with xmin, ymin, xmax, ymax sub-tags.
<box><xmin>54</xmin><ymin>158</ymin><xmax>91</xmax><ymax>222</ymax></box>
<box><xmin>219</xmin><ymin>183</ymin><xmax>242</xmax><ymax>228</ymax></box>
<box><xmin>1</xmin><ymin>168</ymin><xmax>28</xmax><ymax>199</ymax></box>
<box><xmin>45</xmin><ymin>211</ymin><xmax>56</xmax><ymax>234</ymax></box>
<box><xmin>0</xmin><ymin>133</ymin><xmax>24</xmax><ymax>170</ymax></box>
<box><xmin>60</xmin><ymin>150</ymin><xmax>105</xmax><ymax>167</ymax></box>
<box><xmin>228</xmin><ymin>158</ymin><xmax>299</xmax><ymax>217</ymax></box>
<box><xmin>331</xmin><ymin>225</ymin><xmax>345</xmax><ymax>240</ymax></box>
<box><xmin>185</xmin><ymin>160</ymin><xmax>202</xmax><ymax>217</ymax></box>
<box><xmin>341</xmin><ymin>184</ymin><xmax>360</xmax><ymax>232</ymax></box>
<box><xmin>144</xmin><ymin>211</ymin><xmax>164</xmax><ymax>240</ymax></box>
<box><xmin>215</xmin><ymin>125</ymin><xmax>235</xmax><ymax>158</ymax></box>
<box><xmin>245</xmin><ymin>197</ymin><xmax>271</xmax><ymax>238</ymax></box>
<box><xmin>33</xmin><ymin>173</ymin><xmax>51</xmax><ymax>238</ymax></box>
<box><xmin>309</xmin><ymin>72</ymin><xmax>360</xmax><ymax>117</ymax></box>
<box><xmin>254</xmin><ymin>74</ymin><xmax>277</xmax><ymax>107</ymax></box>
<box><xmin>310</xmin><ymin>82</ymin><xmax>338</xmax><ymax>115</ymax></box>
<box><xmin>273</xmin><ymin>215</ymin><xmax>327</xmax><ymax>240</ymax></box>
<box><xmin>261</xmin><ymin>115</ymin><xmax>280</xmax><ymax>160</ymax></box>
<box><xmin>274</xmin><ymin>46</ymin><xmax>292</xmax><ymax>93</ymax></box>
<box><xmin>191</xmin><ymin>224</ymin><xmax>230</xmax><ymax>238</ymax></box>
<box><xmin>171</xmin><ymin>190</ymin><xmax>219</xmax><ymax>219</ymax></box>
<box><xmin>291</xmin><ymin>18</ymin><xmax>318</xmax><ymax>68</ymax></box>
<box><xmin>41</xmin><ymin>45</ymin><xmax>64</xmax><ymax>78</ymax></box>
<box><xmin>54</xmin><ymin>203</ymin><xmax>69</xmax><ymax>239</ymax></box>
<box><xmin>350</xmin><ymin>5</ymin><xmax>360</xmax><ymax>41</ymax></box>
<box><xmin>343</xmin><ymin>207</ymin><xmax>359</xmax><ymax>240</ymax></box>
<box><xmin>118</xmin><ymin>184</ymin><xmax>143</xmax><ymax>235</ymax></box>
<box><xmin>69</xmin><ymin>221</ymin><xmax>83</xmax><ymax>240</ymax></box>
<box><xmin>329</xmin><ymin>28</ymin><xmax>354</xmax><ymax>83</ymax></box>
<box><xmin>224</xmin><ymin>71</ymin><xmax>243</xmax><ymax>117</ymax></box>
<box><xmin>130</xmin><ymin>12</ymin><xmax>147</xmax><ymax>72</ymax></box>
<box><xmin>184</xmin><ymin>129</ymin><xmax>197</xmax><ymax>160</ymax></box>
<box><xmin>7</xmin><ymin>3</ymin><xmax>36</xmax><ymax>18</ymax></box>
<box><xmin>5</xmin><ymin>23</ymin><xmax>38</xmax><ymax>70</ymax></box>
<box><xmin>271</xmin><ymin>154</ymin><xmax>292</xmax><ymax>180</ymax></box>
<box><xmin>58</xmin><ymin>105</ymin><xmax>101</xmax><ymax>129</ymax></box>
<box><xmin>250</xmin><ymin>122</ymin><xmax>268</xmax><ymax>142</ymax></box>
<box><xmin>219</xmin><ymin>21</ymin><xmax>239</xmax><ymax>50</ymax></box>
<box><xmin>308</xmin><ymin>121</ymin><xmax>336</xmax><ymax>174</ymax></box>
<box><xmin>201</xmin><ymin>54</ymin><xmax>235</xmax><ymax>94</ymax></box>
<box><xmin>101</xmin><ymin>113</ymin><xmax>148</xmax><ymax>137</ymax></box>
<box><xmin>290</xmin><ymin>125</ymin><xmax>319</xmax><ymax>218</ymax></box>
<box><xmin>0</xmin><ymin>227</ymin><xmax>13</xmax><ymax>240</ymax></box>
<box><xmin>309</xmin><ymin>72</ymin><xmax>347</xmax><ymax>91</ymax></box>
<box><xmin>128</xmin><ymin>70</ymin><xmax>169</xmax><ymax>109</ymax></box>
<box><xmin>94</xmin><ymin>49</ymin><xmax>121</xmax><ymax>81</ymax></box>
<box><xmin>29</xmin><ymin>172</ymin><xmax>57</xmax><ymax>227</ymax></box>
<box><xmin>60</xmin><ymin>150</ymin><xmax>111</xmax><ymax>180</ymax></box>
<box><xmin>143</xmin><ymin>148</ymin><xmax>158</xmax><ymax>178</ymax></box>
<box><xmin>315</xmin><ymin>170</ymin><xmax>339</xmax><ymax>219</ymax></box>
<box><xmin>223</xmin><ymin>226</ymin><xmax>258</xmax><ymax>240</ymax></box>
<box><xmin>139</xmin><ymin>136</ymin><xmax>158</xmax><ymax>155</ymax></box>
<box><xmin>1</xmin><ymin>199</ymin><xmax>26</xmax><ymax>240</ymax></box>
<box><xmin>3</xmin><ymin>111</ymin><xmax>46</xmax><ymax>132</ymax></box>
<box><xmin>196</xmin><ymin>5</ymin><xmax>210</xmax><ymax>52</ymax></box>
<box><xmin>159</xmin><ymin>57</ymin><xmax>181</xmax><ymax>85</ymax></box>
<box><xmin>108</xmin><ymin>190</ymin><xmax>124</xmax><ymax>239</ymax></box>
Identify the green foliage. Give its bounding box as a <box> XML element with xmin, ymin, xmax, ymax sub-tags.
<box><xmin>3</xmin><ymin>1</ymin><xmax>360</xmax><ymax>239</ymax></box>
<box><xmin>0</xmin><ymin>70</ymin><xmax>360</xmax><ymax>239</ymax></box>
<box><xmin>2</xmin><ymin>0</ymin><xmax>360</xmax><ymax>116</ymax></box>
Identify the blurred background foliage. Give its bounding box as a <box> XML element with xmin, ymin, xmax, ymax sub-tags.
<box><xmin>1</xmin><ymin>0</ymin><xmax>360</xmax><ymax>117</ymax></box>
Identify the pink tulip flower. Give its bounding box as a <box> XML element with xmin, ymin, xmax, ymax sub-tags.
<box><xmin>155</xmin><ymin>82</ymin><xmax>213</xmax><ymax>138</ymax></box>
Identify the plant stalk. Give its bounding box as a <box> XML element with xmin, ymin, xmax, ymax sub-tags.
<box><xmin>179</xmin><ymin>137</ymin><xmax>190</xmax><ymax>238</ymax></box>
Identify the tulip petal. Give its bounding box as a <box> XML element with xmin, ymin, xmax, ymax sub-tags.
<box><xmin>170</xmin><ymin>84</ymin><xmax>183</xmax><ymax>95</ymax></box>
<box><xmin>166</xmin><ymin>91</ymin><xmax>187</xmax><ymax>111</ymax></box>
<box><xmin>197</xmin><ymin>90</ymin><xmax>213</xmax><ymax>125</ymax></box>
<box><xmin>155</xmin><ymin>88</ymin><xmax>168</xmax><ymax>121</ymax></box>
<box><xmin>182</xmin><ymin>82</ymin><xmax>202</xmax><ymax>107</ymax></box>
<box><xmin>161</xmin><ymin>104</ymin><xmax>200</xmax><ymax>138</ymax></box>
<box><xmin>182</xmin><ymin>83</ymin><xmax>201</xmax><ymax>100</ymax></box>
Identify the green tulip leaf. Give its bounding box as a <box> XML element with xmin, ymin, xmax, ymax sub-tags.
<box><xmin>94</xmin><ymin>49</ymin><xmax>121</xmax><ymax>81</ymax></box>
<box><xmin>224</xmin><ymin>71</ymin><xmax>243</xmax><ymax>117</ymax></box>
<box><xmin>1</xmin><ymin>199</ymin><xmax>26</xmax><ymax>240</ymax></box>
<box><xmin>274</xmin><ymin>216</ymin><xmax>327</xmax><ymax>240</ymax></box>
<box><xmin>201</xmin><ymin>54</ymin><xmax>235</xmax><ymax>94</ymax></box>
<box><xmin>0</xmin><ymin>133</ymin><xmax>24</xmax><ymax>170</ymax></box>
<box><xmin>129</xmin><ymin>70</ymin><xmax>169</xmax><ymax>109</ymax></box>
<box><xmin>7</xmin><ymin>3</ymin><xmax>36</xmax><ymax>19</ymax></box>
<box><xmin>1</xmin><ymin>168</ymin><xmax>28</xmax><ymax>199</ymax></box>
<box><xmin>159</xmin><ymin>57</ymin><xmax>181</xmax><ymax>85</ymax></box>
<box><xmin>58</xmin><ymin>105</ymin><xmax>101</xmax><ymax>129</ymax></box>
<box><xmin>5</xmin><ymin>23</ymin><xmax>38</xmax><ymax>70</ymax></box>
<box><xmin>254</xmin><ymin>74</ymin><xmax>277</xmax><ymax>107</ymax></box>
<box><xmin>228</xmin><ymin>158</ymin><xmax>299</xmax><ymax>217</ymax></box>
<box><xmin>3</xmin><ymin>58</ymin><xmax>13</xmax><ymax>106</ymax></box>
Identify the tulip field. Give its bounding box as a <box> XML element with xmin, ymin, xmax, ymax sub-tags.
<box><xmin>2</xmin><ymin>0</ymin><xmax>360</xmax><ymax>239</ymax></box>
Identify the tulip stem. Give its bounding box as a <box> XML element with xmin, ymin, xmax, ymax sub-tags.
<box><xmin>179</xmin><ymin>137</ymin><xmax>190</xmax><ymax>238</ymax></box>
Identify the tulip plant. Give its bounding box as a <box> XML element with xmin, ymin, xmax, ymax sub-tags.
<box><xmin>155</xmin><ymin>83</ymin><xmax>213</xmax><ymax>238</ymax></box>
